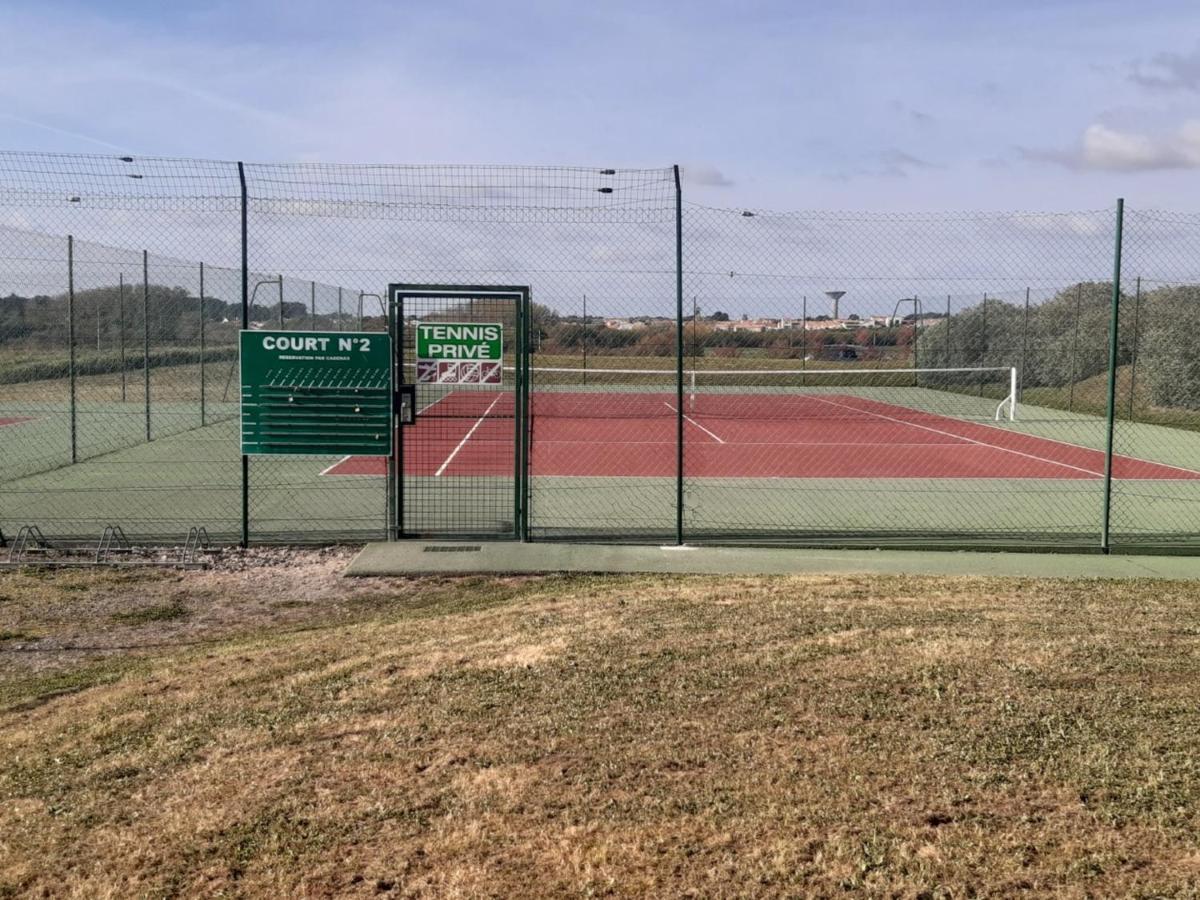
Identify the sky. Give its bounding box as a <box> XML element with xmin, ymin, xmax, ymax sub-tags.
<box><xmin>3</xmin><ymin>0</ymin><xmax>1200</xmax><ymax>213</ymax></box>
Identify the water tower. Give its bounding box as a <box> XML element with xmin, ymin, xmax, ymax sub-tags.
<box><xmin>824</xmin><ymin>290</ymin><xmax>846</xmax><ymax>319</ymax></box>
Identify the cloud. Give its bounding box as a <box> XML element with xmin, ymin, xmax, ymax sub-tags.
<box><xmin>681</xmin><ymin>164</ymin><xmax>734</xmax><ymax>187</ymax></box>
<box><xmin>1130</xmin><ymin>45</ymin><xmax>1200</xmax><ymax>92</ymax></box>
<box><xmin>1025</xmin><ymin>122</ymin><xmax>1200</xmax><ymax>172</ymax></box>
<box><xmin>889</xmin><ymin>100</ymin><xmax>936</xmax><ymax>126</ymax></box>
<box><xmin>827</xmin><ymin>149</ymin><xmax>938</xmax><ymax>182</ymax></box>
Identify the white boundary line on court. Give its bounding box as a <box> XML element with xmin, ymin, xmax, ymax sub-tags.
<box><xmin>436</xmin><ymin>394</ymin><xmax>503</xmax><ymax>477</ymax></box>
<box><xmin>834</xmin><ymin>394</ymin><xmax>1200</xmax><ymax>480</ymax></box>
<box><xmin>807</xmin><ymin>395</ymin><xmax>1103</xmax><ymax>477</ymax></box>
<box><xmin>320</xmin><ymin>392</ymin><xmax>453</xmax><ymax>477</ymax></box>
<box><xmin>663</xmin><ymin>401</ymin><xmax>725</xmax><ymax>444</ymax></box>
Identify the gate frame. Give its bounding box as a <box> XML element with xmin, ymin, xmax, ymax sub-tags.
<box><xmin>387</xmin><ymin>284</ymin><xmax>531</xmax><ymax>541</ymax></box>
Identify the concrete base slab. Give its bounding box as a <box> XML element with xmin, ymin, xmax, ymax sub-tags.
<box><xmin>346</xmin><ymin>542</ymin><xmax>1200</xmax><ymax>580</ymax></box>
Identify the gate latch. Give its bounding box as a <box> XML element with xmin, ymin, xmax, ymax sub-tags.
<box><xmin>395</xmin><ymin>384</ymin><xmax>417</xmax><ymax>425</ymax></box>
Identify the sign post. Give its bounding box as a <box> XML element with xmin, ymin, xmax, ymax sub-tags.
<box><xmin>415</xmin><ymin>322</ymin><xmax>503</xmax><ymax>384</ymax></box>
<box><xmin>240</xmin><ymin>330</ymin><xmax>392</xmax><ymax>456</ymax></box>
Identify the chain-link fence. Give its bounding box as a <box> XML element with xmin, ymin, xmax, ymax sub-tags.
<box><xmin>2</xmin><ymin>153</ymin><xmax>1198</xmax><ymax>551</ymax></box>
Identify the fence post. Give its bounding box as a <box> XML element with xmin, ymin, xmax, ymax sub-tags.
<box><xmin>199</xmin><ymin>262</ymin><xmax>206</xmax><ymax>426</ymax></box>
<box><xmin>143</xmin><ymin>249</ymin><xmax>150</xmax><ymax>442</ymax></box>
<box><xmin>310</xmin><ymin>280</ymin><xmax>316</xmax><ymax>329</ymax></box>
<box><xmin>800</xmin><ymin>295</ymin><xmax>807</xmax><ymax>383</ymax></box>
<box><xmin>1101</xmin><ymin>198</ymin><xmax>1124</xmax><ymax>553</ymax></box>
<box><xmin>337</xmin><ymin>287</ymin><xmax>343</xmax><ymax>331</ymax></box>
<box><xmin>68</xmin><ymin>235</ymin><xmax>77</xmax><ymax>464</ymax></box>
<box><xmin>1069</xmin><ymin>283</ymin><xmax>1082</xmax><ymax>412</ymax></box>
<box><xmin>239</xmin><ymin>161</ymin><xmax>250</xmax><ymax>547</ymax></box>
<box><xmin>1020</xmin><ymin>288</ymin><xmax>1031</xmax><ymax>401</ymax></box>
<box><xmin>278</xmin><ymin>276</ymin><xmax>284</xmax><ymax>328</ymax></box>
<box><xmin>979</xmin><ymin>293</ymin><xmax>987</xmax><ymax>396</ymax></box>
<box><xmin>673</xmin><ymin>164</ymin><xmax>684</xmax><ymax>546</ymax></box>
<box><xmin>1127</xmin><ymin>276</ymin><xmax>1142</xmax><ymax>421</ymax></box>
<box><xmin>945</xmin><ymin>295</ymin><xmax>952</xmax><ymax>366</ymax></box>
<box><xmin>119</xmin><ymin>273</ymin><xmax>126</xmax><ymax>402</ymax></box>
<box><xmin>581</xmin><ymin>293</ymin><xmax>588</xmax><ymax>385</ymax></box>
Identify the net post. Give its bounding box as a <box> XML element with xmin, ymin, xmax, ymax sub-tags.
<box><xmin>673</xmin><ymin>164</ymin><xmax>684</xmax><ymax>546</ymax></box>
<box><xmin>239</xmin><ymin>161</ymin><xmax>250</xmax><ymax>548</ymax></box>
<box><xmin>67</xmin><ymin>235</ymin><xmax>77</xmax><ymax>465</ymax></box>
<box><xmin>143</xmin><ymin>249</ymin><xmax>150</xmax><ymax>442</ymax></box>
<box><xmin>199</xmin><ymin>261</ymin><xmax>206</xmax><ymax>427</ymax></box>
<box><xmin>1101</xmin><ymin>198</ymin><xmax>1124</xmax><ymax>553</ymax></box>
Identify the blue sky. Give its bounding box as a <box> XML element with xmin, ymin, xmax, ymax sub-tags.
<box><xmin>3</xmin><ymin>0</ymin><xmax>1200</xmax><ymax>211</ymax></box>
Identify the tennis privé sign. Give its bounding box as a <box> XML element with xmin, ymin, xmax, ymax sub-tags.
<box><xmin>415</xmin><ymin>322</ymin><xmax>503</xmax><ymax>384</ymax></box>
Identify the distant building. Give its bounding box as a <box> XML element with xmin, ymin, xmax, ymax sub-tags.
<box><xmin>603</xmin><ymin>318</ymin><xmax>646</xmax><ymax>330</ymax></box>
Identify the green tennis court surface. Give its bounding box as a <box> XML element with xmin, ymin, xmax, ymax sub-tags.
<box><xmin>5</xmin><ymin>386</ymin><xmax>1200</xmax><ymax>548</ymax></box>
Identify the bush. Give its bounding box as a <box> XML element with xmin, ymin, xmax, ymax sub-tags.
<box><xmin>1138</xmin><ymin>286</ymin><xmax>1200</xmax><ymax>410</ymax></box>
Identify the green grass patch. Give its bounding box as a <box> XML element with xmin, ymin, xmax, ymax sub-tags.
<box><xmin>110</xmin><ymin>602</ymin><xmax>189</xmax><ymax>626</ymax></box>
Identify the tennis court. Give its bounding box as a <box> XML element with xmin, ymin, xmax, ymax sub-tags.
<box><xmin>325</xmin><ymin>377</ymin><xmax>1199</xmax><ymax>482</ymax></box>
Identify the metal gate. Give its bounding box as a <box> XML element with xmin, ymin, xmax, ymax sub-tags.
<box><xmin>388</xmin><ymin>284</ymin><xmax>529</xmax><ymax>539</ymax></box>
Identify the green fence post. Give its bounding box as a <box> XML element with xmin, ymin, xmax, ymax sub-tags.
<box><xmin>310</xmin><ymin>280</ymin><xmax>316</xmax><ymax>329</ymax></box>
<box><xmin>239</xmin><ymin>161</ymin><xmax>250</xmax><ymax>548</ymax></box>
<box><xmin>674</xmin><ymin>164</ymin><xmax>684</xmax><ymax>546</ymax></box>
<box><xmin>1020</xmin><ymin>288</ymin><xmax>1030</xmax><ymax>402</ymax></box>
<box><xmin>979</xmin><ymin>293</ymin><xmax>987</xmax><ymax>396</ymax></box>
<box><xmin>1069</xmin><ymin>282</ymin><xmax>1082</xmax><ymax>412</ymax></box>
<box><xmin>67</xmin><ymin>235</ymin><xmax>77</xmax><ymax>464</ymax></box>
<box><xmin>800</xmin><ymin>295</ymin><xmax>807</xmax><ymax>382</ymax></box>
<box><xmin>337</xmin><ymin>287</ymin><xmax>343</xmax><ymax>332</ymax></box>
<box><xmin>119</xmin><ymin>273</ymin><xmax>127</xmax><ymax>402</ymax></box>
<box><xmin>199</xmin><ymin>261</ymin><xmax>206</xmax><ymax>427</ymax></box>
<box><xmin>945</xmin><ymin>295</ymin><xmax>952</xmax><ymax>366</ymax></box>
<box><xmin>1101</xmin><ymin>198</ymin><xmax>1124</xmax><ymax>553</ymax></box>
<box><xmin>581</xmin><ymin>293</ymin><xmax>588</xmax><ymax>385</ymax></box>
<box><xmin>278</xmin><ymin>276</ymin><xmax>284</xmax><ymax>328</ymax></box>
<box><xmin>1127</xmin><ymin>276</ymin><xmax>1142</xmax><ymax>421</ymax></box>
<box><xmin>143</xmin><ymin>249</ymin><xmax>150</xmax><ymax>442</ymax></box>
<box><xmin>514</xmin><ymin>292</ymin><xmax>525</xmax><ymax>540</ymax></box>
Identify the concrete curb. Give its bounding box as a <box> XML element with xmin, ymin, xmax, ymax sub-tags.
<box><xmin>345</xmin><ymin>542</ymin><xmax>1200</xmax><ymax>580</ymax></box>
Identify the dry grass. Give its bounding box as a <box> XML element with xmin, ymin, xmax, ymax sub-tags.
<box><xmin>3</xmin><ymin>564</ymin><xmax>1200</xmax><ymax>897</ymax></box>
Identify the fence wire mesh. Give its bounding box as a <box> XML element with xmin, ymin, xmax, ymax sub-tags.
<box><xmin>2</xmin><ymin>152</ymin><xmax>1198</xmax><ymax>550</ymax></box>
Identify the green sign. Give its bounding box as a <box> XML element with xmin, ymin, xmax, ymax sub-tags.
<box><xmin>415</xmin><ymin>322</ymin><xmax>503</xmax><ymax>384</ymax></box>
<box><xmin>240</xmin><ymin>330</ymin><xmax>392</xmax><ymax>456</ymax></box>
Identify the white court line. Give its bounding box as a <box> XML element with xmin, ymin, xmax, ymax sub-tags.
<box><xmin>435</xmin><ymin>394</ymin><xmax>503</xmax><ymax>477</ymax></box>
<box><xmin>318</xmin><ymin>391</ymin><xmax>457</xmax><ymax>477</ymax></box>
<box><xmin>523</xmin><ymin>439</ymin><xmax>971</xmax><ymax>447</ymax></box>
<box><xmin>319</xmin><ymin>456</ymin><xmax>352</xmax><ymax>476</ymax></box>
<box><xmin>808</xmin><ymin>395</ymin><xmax>1102</xmax><ymax>477</ymax></box>
<box><xmin>663</xmin><ymin>402</ymin><xmax>725</xmax><ymax>444</ymax></box>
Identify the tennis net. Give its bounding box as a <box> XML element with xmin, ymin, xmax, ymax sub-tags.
<box><xmin>410</xmin><ymin>364</ymin><xmax>1019</xmax><ymax>422</ymax></box>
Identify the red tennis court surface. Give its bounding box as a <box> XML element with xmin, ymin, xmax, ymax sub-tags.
<box><xmin>324</xmin><ymin>391</ymin><xmax>1200</xmax><ymax>481</ymax></box>
<box><xmin>0</xmin><ymin>417</ymin><xmax>33</xmax><ymax>428</ymax></box>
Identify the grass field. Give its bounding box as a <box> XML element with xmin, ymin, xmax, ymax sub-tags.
<box><xmin>3</xmin><ymin>557</ymin><xmax>1200</xmax><ymax>895</ymax></box>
